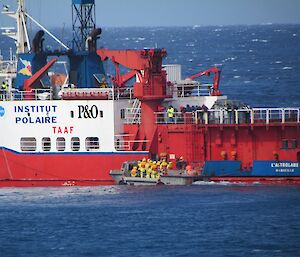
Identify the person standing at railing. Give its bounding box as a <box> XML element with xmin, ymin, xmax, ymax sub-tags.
<box><xmin>1</xmin><ymin>81</ymin><xmax>8</xmax><ymax>100</ymax></box>
<box><xmin>167</xmin><ymin>105</ymin><xmax>175</xmax><ymax>123</ymax></box>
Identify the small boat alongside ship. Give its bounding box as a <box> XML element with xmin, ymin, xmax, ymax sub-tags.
<box><xmin>110</xmin><ymin>160</ymin><xmax>202</xmax><ymax>186</ymax></box>
<box><xmin>0</xmin><ymin>0</ymin><xmax>299</xmax><ymax>187</ymax></box>
<box><xmin>110</xmin><ymin>160</ymin><xmax>300</xmax><ymax>186</ymax></box>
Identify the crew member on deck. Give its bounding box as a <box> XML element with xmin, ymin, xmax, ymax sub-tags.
<box><xmin>167</xmin><ymin>105</ymin><xmax>175</xmax><ymax>123</ymax></box>
<box><xmin>1</xmin><ymin>81</ymin><xmax>8</xmax><ymax>100</ymax></box>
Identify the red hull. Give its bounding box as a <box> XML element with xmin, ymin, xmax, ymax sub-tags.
<box><xmin>0</xmin><ymin>148</ymin><xmax>147</xmax><ymax>187</ymax></box>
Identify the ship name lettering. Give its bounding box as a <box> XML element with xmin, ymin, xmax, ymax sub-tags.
<box><xmin>15</xmin><ymin>116</ymin><xmax>57</xmax><ymax>124</ymax></box>
<box><xmin>52</xmin><ymin>126</ymin><xmax>74</xmax><ymax>134</ymax></box>
<box><xmin>78</xmin><ymin>105</ymin><xmax>101</xmax><ymax>119</ymax></box>
<box><xmin>271</xmin><ymin>162</ymin><xmax>299</xmax><ymax>168</ymax></box>
<box><xmin>275</xmin><ymin>169</ymin><xmax>294</xmax><ymax>173</ymax></box>
<box><xmin>14</xmin><ymin>105</ymin><xmax>57</xmax><ymax>113</ymax></box>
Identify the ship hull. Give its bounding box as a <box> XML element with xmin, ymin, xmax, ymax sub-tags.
<box><xmin>202</xmin><ymin>160</ymin><xmax>300</xmax><ymax>184</ymax></box>
<box><xmin>0</xmin><ymin>147</ymin><xmax>147</xmax><ymax>187</ymax></box>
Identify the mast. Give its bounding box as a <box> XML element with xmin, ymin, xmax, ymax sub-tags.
<box><xmin>1</xmin><ymin>0</ymin><xmax>31</xmax><ymax>53</ymax></box>
<box><xmin>72</xmin><ymin>0</ymin><xmax>96</xmax><ymax>52</ymax></box>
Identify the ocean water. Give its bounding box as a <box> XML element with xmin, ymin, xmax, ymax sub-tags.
<box><xmin>1</xmin><ymin>25</ymin><xmax>300</xmax><ymax>257</ymax></box>
<box><xmin>1</xmin><ymin>25</ymin><xmax>300</xmax><ymax>106</ymax></box>
<box><xmin>0</xmin><ymin>184</ymin><xmax>300</xmax><ymax>257</ymax></box>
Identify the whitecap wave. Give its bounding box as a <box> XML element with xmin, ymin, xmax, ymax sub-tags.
<box><xmin>193</xmin><ymin>181</ymin><xmax>247</xmax><ymax>186</ymax></box>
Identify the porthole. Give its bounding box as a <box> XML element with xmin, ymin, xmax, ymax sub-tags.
<box><xmin>20</xmin><ymin>137</ymin><xmax>36</xmax><ymax>152</ymax></box>
<box><xmin>71</xmin><ymin>137</ymin><xmax>80</xmax><ymax>151</ymax></box>
<box><xmin>56</xmin><ymin>137</ymin><xmax>66</xmax><ymax>151</ymax></box>
<box><xmin>86</xmin><ymin>137</ymin><xmax>99</xmax><ymax>151</ymax></box>
<box><xmin>42</xmin><ymin>137</ymin><xmax>51</xmax><ymax>151</ymax></box>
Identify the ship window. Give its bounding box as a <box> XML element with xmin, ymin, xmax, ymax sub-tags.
<box><xmin>86</xmin><ymin>137</ymin><xmax>99</xmax><ymax>151</ymax></box>
<box><xmin>120</xmin><ymin>109</ymin><xmax>125</xmax><ymax>119</ymax></box>
<box><xmin>281</xmin><ymin>139</ymin><xmax>288</xmax><ymax>149</ymax></box>
<box><xmin>56</xmin><ymin>137</ymin><xmax>66</xmax><ymax>151</ymax></box>
<box><xmin>71</xmin><ymin>137</ymin><xmax>80</xmax><ymax>151</ymax></box>
<box><xmin>291</xmin><ymin>139</ymin><xmax>297</xmax><ymax>149</ymax></box>
<box><xmin>20</xmin><ymin>137</ymin><xmax>37</xmax><ymax>152</ymax></box>
<box><xmin>42</xmin><ymin>137</ymin><xmax>51</xmax><ymax>151</ymax></box>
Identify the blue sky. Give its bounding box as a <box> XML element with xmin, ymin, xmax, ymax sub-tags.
<box><xmin>1</xmin><ymin>0</ymin><xmax>300</xmax><ymax>27</ymax></box>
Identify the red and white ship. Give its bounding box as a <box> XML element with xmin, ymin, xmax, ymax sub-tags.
<box><xmin>0</xmin><ymin>0</ymin><xmax>299</xmax><ymax>187</ymax></box>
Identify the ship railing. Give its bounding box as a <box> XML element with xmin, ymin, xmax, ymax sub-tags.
<box><xmin>0</xmin><ymin>88</ymin><xmax>52</xmax><ymax>101</ymax></box>
<box><xmin>155</xmin><ymin>112</ymin><xmax>196</xmax><ymax>124</ymax></box>
<box><xmin>173</xmin><ymin>81</ymin><xmax>213</xmax><ymax>97</ymax></box>
<box><xmin>113</xmin><ymin>87</ymin><xmax>134</xmax><ymax>100</ymax></box>
<box><xmin>251</xmin><ymin>108</ymin><xmax>300</xmax><ymax>124</ymax></box>
<box><xmin>114</xmin><ymin>134</ymin><xmax>149</xmax><ymax>151</ymax></box>
<box><xmin>155</xmin><ymin>108</ymin><xmax>300</xmax><ymax>125</ymax></box>
<box><xmin>196</xmin><ymin>108</ymin><xmax>300</xmax><ymax>125</ymax></box>
<box><xmin>62</xmin><ymin>87</ymin><xmax>113</xmax><ymax>100</ymax></box>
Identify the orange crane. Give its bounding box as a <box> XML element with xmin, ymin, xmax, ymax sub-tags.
<box><xmin>187</xmin><ymin>67</ymin><xmax>222</xmax><ymax>96</ymax></box>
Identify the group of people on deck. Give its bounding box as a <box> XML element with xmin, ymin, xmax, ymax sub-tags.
<box><xmin>165</xmin><ymin>104</ymin><xmax>208</xmax><ymax>123</ymax></box>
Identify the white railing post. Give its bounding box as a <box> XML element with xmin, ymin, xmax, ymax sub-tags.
<box><xmin>205</xmin><ymin>112</ymin><xmax>208</xmax><ymax>124</ymax></box>
<box><xmin>195</xmin><ymin>111</ymin><xmax>198</xmax><ymax>124</ymax></box>
<box><xmin>282</xmin><ymin>109</ymin><xmax>285</xmax><ymax>124</ymax></box>
<box><xmin>266</xmin><ymin>109</ymin><xmax>269</xmax><ymax>124</ymax></box>
<box><xmin>235</xmin><ymin>110</ymin><xmax>239</xmax><ymax>124</ymax></box>
<box><xmin>220</xmin><ymin>110</ymin><xmax>224</xmax><ymax>124</ymax></box>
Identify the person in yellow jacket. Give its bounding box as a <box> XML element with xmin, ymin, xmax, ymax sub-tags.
<box><xmin>1</xmin><ymin>81</ymin><xmax>8</xmax><ymax>100</ymax></box>
<box><xmin>167</xmin><ymin>105</ymin><xmax>175</xmax><ymax>123</ymax></box>
<box><xmin>160</xmin><ymin>161</ymin><xmax>168</xmax><ymax>171</ymax></box>
<box><xmin>146</xmin><ymin>165</ymin><xmax>152</xmax><ymax>178</ymax></box>
<box><xmin>151</xmin><ymin>161</ymin><xmax>158</xmax><ymax>178</ymax></box>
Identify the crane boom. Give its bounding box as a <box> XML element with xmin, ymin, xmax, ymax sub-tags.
<box><xmin>187</xmin><ymin>67</ymin><xmax>222</xmax><ymax>96</ymax></box>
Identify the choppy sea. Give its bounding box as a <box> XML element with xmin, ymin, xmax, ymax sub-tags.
<box><xmin>0</xmin><ymin>185</ymin><xmax>300</xmax><ymax>257</ymax></box>
<box><xmin>1</xmin><ymin>25</ymin><xmax>300</xmax><ymax>257</ymax></box>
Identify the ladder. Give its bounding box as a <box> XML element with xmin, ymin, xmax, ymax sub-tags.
<box><xmin>126</xmin><ymin>98</ymin><xmax>141</xmax><ymax>124</ymax></box>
